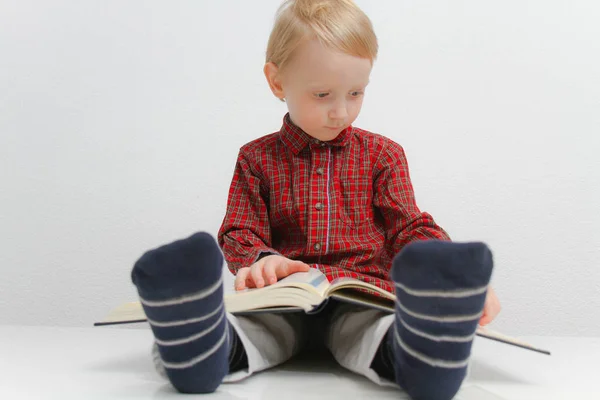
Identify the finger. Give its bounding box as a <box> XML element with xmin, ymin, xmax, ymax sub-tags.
<box><xmin>479</xmin><ymin>299</ymin><xmax>501</xmax><ymax>326</ymax></box>
<box><xmin>245</xmin><ymin>274</ymin><xmax>257</xmax><ymax>289</ymax></box>
<box><xmin>297</xmin><ymin>260</ymin><xmax>312</xmax><ymax>270</ymax></box>
<box><xmin>490</xmin><ymin>298</ymin><xmax>501</xmax><ymax>320</ymax></box>
<box><xmin>483</xmin><ymin>288</ymin><xmax>501</xmax><ymax>324</ymax></box>
<box><xmin>262</xmin><ymin>261</ymin><xmax>278</xmax><ymax>285</ymax></box>
<box><xmin>274</xmin><ymin>260</ymin><xmax>307</xmax><ymax>279</ymax></box>
<box><xmin>235</xmin><ymin>268</ymin><xmax>250</xmax><ymax>291</ymax></box>
<box><xmin>251</xmin><ymin>263</ymin><xmax>265</xmax><ymax>288</ymax></box>
<box><xmin>287</xmin><ymin>260</ymin><xmax>311</xmax><ymax>273</ymax></box>
<box><xmin>479</xmin><ymin>312</ymin><xmax>492</xmax><ymax>326</ymax></box>
<box><xmin>479</xmin><ymin>302</ymin><xmax>492</xmax><ymax>325</ymax></box>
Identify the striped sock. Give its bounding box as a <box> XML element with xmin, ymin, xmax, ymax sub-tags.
<box><xmin>389</xmin><ymin>240</ymin><xmax>493</xmax><ymax>400</ymax></box>
<box><xmin>131</xmin><ymin>232</ymin><xmax>231</xmax><ymax>393</ymax></box>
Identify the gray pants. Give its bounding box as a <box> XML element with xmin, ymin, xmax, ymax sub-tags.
<box><xmin>224</xmin><ymin>302</ymin><xmax>396</xmax><ymax>386</ymax></box>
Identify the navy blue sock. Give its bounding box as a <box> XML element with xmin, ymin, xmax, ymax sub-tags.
<box><xmin>131</xmin><ymin>232</ymin><xmax>232</xmax><ymax>394</ymax></box>
<box><xmin>385</xmin><ymin>240</ymin><xmax>493</xmax><ymax>400</ymax></box>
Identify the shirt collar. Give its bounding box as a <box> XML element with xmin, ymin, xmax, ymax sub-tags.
<box><xmin>278</xmin><ymin>113</ymin><xmax>354</xmax><ymax>155</ymax></box>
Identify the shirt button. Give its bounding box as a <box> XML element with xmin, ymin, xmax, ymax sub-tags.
<box><xmin>316</xmin><ymin>167</ymin><xmax>325</xmax><ymax>175</ymax></box>
<box><xmin>314</xmin><ymin>243</ymin><xmax>322</xmax><ymax>251</ymax></box>
<box><xmin>315</xmin><ymin>202</ymin><xmax>324</xmax><ymax>210</ymax></box>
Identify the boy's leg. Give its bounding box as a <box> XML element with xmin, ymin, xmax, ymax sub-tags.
<box><xmin>152</xmin><ymin>311</ymin><xmax>306</xmax><ymax>383</ymax></box>
<box><xmin>131</xmin><ymin>232</ymin><xmax>304</xmax><ymax>392</ymax></box>
<box><xmin>222</xmin><ymin>311</ymin><xmax>306</xmax><ymax>382</ymax></box>
<box><xmin>131</xmin><ymin>232</ymin><xmax>232</xmax><ymax>393</ymax></box>
<box><xmin>327</xmin><ymin>241</ymin><xmax>493</xmax><ymax>400</ymax></box>
<box><xmin>325</xmin><ymin>302</ymin><xmax>397</xmax><ymax>386</ymax></box>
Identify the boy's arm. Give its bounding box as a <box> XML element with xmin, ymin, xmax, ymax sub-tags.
<box><xmin>218</xmin><ymin>151</ymin><xmax>278</xmax><ymax>275</ymax></box>
<box><xmin>373</xmin><ymin>140</ymin><xmax>450</xmax><ymax>256</ymax></box>
<box><xmin>373</xmin><ymin>142</ymin><xmax>502</xmax><ymax>324</ymax></box>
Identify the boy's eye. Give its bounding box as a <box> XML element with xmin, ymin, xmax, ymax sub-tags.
<box><xmin>315</xmin><ymin>93</ymin><xmax>329</xmax><ymax>98</ymax></box>
<box><xmin>350</xmin><ymin>91</ymin><xmax>364</xmax><ymax>97</ymax></box>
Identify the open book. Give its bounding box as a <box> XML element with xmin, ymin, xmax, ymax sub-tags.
<box><xmin>95</xmin><ymin>268</ymin><xmax>550</xmax><ymax>355</ymax></box>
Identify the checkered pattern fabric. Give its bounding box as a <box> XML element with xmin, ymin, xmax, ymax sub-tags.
<box><xmin>218</xmin><ymin>114</ymin><xmax>450</xmax><ymax>294</ymax></box>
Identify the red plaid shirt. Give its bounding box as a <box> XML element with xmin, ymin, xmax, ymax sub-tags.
<box><xmin>218</xmin><ymin>113</ymin><xmax>450</xmax><ymax>294</ymax></box>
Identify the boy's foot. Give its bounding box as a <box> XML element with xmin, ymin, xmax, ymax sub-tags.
<box><xmin>131</xmin><ymin>232</ymin><xmax>232</xmax><ymax>393</ymax></box>
<box><xmin>386</xmin><ymin>240</ymin><xmax>493</xmax><ymax>400</ymax></box>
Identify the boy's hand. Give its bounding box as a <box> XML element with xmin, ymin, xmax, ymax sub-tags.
<box><xmin>479</xmin><ymin>286</ymin><xmax>501</xmax><ymax>326</ymax></box>
<box><xmin>235</xmin><ymin>255</ymin><xmax>310</xmax><ymax>291</ymax></box>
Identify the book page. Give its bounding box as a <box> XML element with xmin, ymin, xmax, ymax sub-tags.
<box><xmin>327</xmin><ymin>277</ymin><xmax>396</xmax><ymax>301</ymax></box>
<box><xmin>475</xmin><ymin>326</ymin><xmax>551</xmax><ymax>355</ymax></box>
<box><xmin>226</xmin><ymin>287</ymin><xmax>320</xmax><ymax>313</ymax></box>
<box><xmin>94</xmin><ymin>302</ymin><xmax>146</xmax><ymax>325</ymax></box>
<box><xmin>330</xmin><ymin>291</ymin><xmax>394</xmax><ymax>312</ymax></box>
<box><xmin>270</xmin><ymin>268</ymin><xmax>330</xmax><ymax>297</ymax></box>
<box><xmin>222</xmin><ymin>268</ymin><xmax>331</xmax><ymax>314</ymax></box>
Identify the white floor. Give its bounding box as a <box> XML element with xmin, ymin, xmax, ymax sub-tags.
<box><xmin>1</xmin><ymin>325</ymin><xmax>598</xmax><ymax>400</ymax></box>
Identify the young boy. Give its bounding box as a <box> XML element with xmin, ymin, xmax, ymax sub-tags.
<box><xmin>131</xmin><ymin>0</ymin><xmax>501</xmax><ymax>399</ymax></box>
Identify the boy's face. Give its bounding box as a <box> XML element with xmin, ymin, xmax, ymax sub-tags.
<box><xmin>267</xmin><ymin>39</ymin><xmax>372</xmax><ymax>141</ymax></box>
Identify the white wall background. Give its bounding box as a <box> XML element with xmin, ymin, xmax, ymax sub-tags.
<box><xmin>1</xmin><ymin>0</ymin><xmax>598</xmax><ymax>336</ymax></box>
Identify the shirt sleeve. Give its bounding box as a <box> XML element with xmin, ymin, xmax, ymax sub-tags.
<box><xmin>217</xmin><ymin>150</ymin><xmax>278</xmax><ymax>275</ymax></box>
<box><xmin>373</xmin><ymin>140</ymin><xmax>451</xmax><ymax>257</ymax></box>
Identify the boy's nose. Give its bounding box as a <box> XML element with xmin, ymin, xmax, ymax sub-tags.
<box><xmin>329</xmin><ymin>103</ymin><xmax>348</xmax><ymax>120</ymax></box>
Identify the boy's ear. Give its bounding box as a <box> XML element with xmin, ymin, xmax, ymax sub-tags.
<box><xmin>264</xmin><ymin>62</ymin><xmax>285</xmax><ymax>101</ymax></box>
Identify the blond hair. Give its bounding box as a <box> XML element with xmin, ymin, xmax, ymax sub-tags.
<box><xmin>266</xmin><ymin>0</ymin><xmax>378</xmax><ymax>71</ymax></box>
